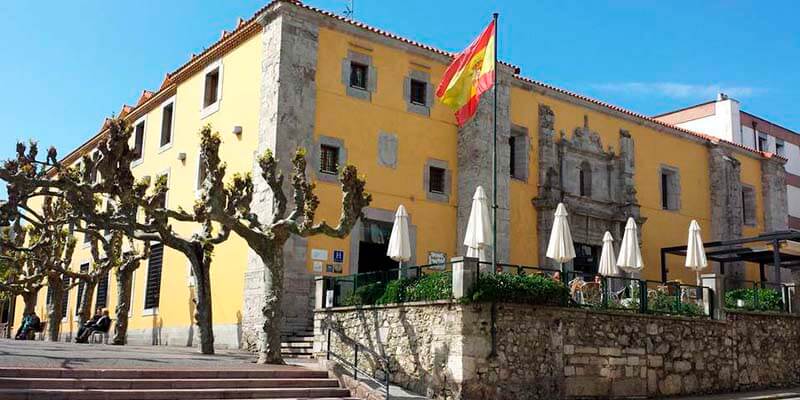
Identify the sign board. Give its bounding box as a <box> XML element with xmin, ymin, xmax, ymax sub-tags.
<box><xmin>428</xmin><ymin>251</ymin><xmax>447</xmax><ymax>268</ymax></box>
<box><xmin>326</xmin><ymin>264</ymin><xmax>334</xmax><ymax>273</ymax></box>
<box><xmin>325</xmin><ymin>290</ymin><xmax>334</xmax><ymax>308</ymax></box>
<box><xmin>311</xmin><ymin>249</ymin><xmax>328</xmax><ymax>261</ymax></box>
<box><xmin>333</xmin><ymin>250</ymin><xmax>345</xmax><ymax>263</ymax></box>
<box><xmin>333</xmin><ymin>263</ymin><xmax>343</xmax><ymax>273</ymax></box>
<box><xmin>312</xmin><ymin>261</ymin><xmax>323</xmax><ymax>273</ymax></box>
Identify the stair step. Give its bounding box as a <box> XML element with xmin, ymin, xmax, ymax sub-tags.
<box><xmin>0</xmin><ymin>368</ymin><xmax>329</xmax><ymax>380</ymax></box>
<box><xmin>281</xmin><ymin>336</ymin><xmax>314</xmax><ymax>342</ymax></box>
<box><xmin>0</xmin><ymin>377</ymin><xmax>340</xmax><ymax>390</ymax></box>
<box><xmin>0</xmin><ymin>387</ymin><xmax>352</xmax><ymax>400</ymax></box>
<box><xmin>281</xmin><ymin>341</ymin><xmax>313</xmax><ymax>348</ymax></box>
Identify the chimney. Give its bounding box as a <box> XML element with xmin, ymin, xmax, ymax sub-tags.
<box><xmin>717</xmin><ymin>92</ymin><xmax>728</xmax><ymax>101</ymax></box>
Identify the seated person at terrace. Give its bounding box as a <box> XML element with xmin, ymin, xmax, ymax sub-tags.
<box><xmin>75</xmin><ymin>307</ymin><xmax>103</xmax><ymax>342</ymax></box>
<box><xmin>14</xmin><ymin>311</ymin><xmax>41</xmax><ymax>340</ymax></box>
<box><xmin>75</xmin><ymin>309</ymin><xmax>111</xmax><ymax>343</ymax></box>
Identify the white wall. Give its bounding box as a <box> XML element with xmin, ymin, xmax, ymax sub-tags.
<box><xmin>675</xmin><ymin>115</ymin><xmax>720</xmax><ymax>137</ymax></box>
<box><xmin>788</xmin><ymin>186</ymin><xmax>800</xmax><ymax>219</ymax></box>
<box><xmin>784</xmin><ymin>141</ymin><xmax>800</xmax><ymax>176</ymax></box>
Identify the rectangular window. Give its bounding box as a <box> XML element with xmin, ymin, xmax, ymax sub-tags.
<box><xmin>75</xmin><ymin>263</ymin><xmax>89</xmax><ymax>316</ymax></box>
<box><xmin>196</xmin><ymin>155</ymin><xmax>207</xmax><ymax>190</ymax></box>
<box><xmin>429</xmin><ymin>166</ymin><xmax>446</xmax><ymax>194</ymax></box>
<box><xmin>60</xmin><ymin>276</ymin><xmax>70</xmax><ymax>320</ymax></box>
<box><xmin>349</xmin><ymin>62</ymin><xmax>368</xmax><ymax>90</ymax></box>
<box><xmin>95</xmin><ymin>270</ymin><xmax>109</xmax><ymax>309</ymax></box>
<box><xmin>776</xmin><ymin>140</ymin><xmax>785</xmax><ymax>156</ymax></box>
<box><xmin>133</xmin><ymin>121</ymin><xmax>145</xmax><ymax>161</ymax></box>
<box><xmin>509</xmin><ymin>136</ymin><xmax>516</xmax><ymax>178</ymax></box>
<box><xmin>660</xmin><ymin>167</ymin><xmax>680</xmax><ymax>211</ymax></box>
<box><xmin>320</xmin><ymin>145</ymin><xmax>340</xmax><ymax>175</ymax></box>
<box><xmin>661</xmin><ymin>172</ymin><xmax>669</xmax><ymax>209</ymax></box>
<box><xmin>410</xmin><ymin>79</ymin><xmax>427</xmax><ymax>105</ymax></box>
<box><xmin>154</xmin><ymin>173</ymin><xmax>168</xmax><ymax>208</ymax></box>
<box><xmin>160</xmin><ymin>102</ymin><xmax>174</xmax><ymax>147</ymax></box>
<box><xmin>203</xmin><ymin>67</ymin><xmax>220</xmax><ymax>108</ymax></box>
<box><xmin>143</xmin><ymin>243</ymin><xmax>164</xmax><ymax>311</ymax></box>
<box><xmin>758</xmin><ymin>133</ymin><xmax>768</xmax><ymax>152</ymax></box>
<box><xmin>742</xmin><ymin>186</ymin><xmax>756</xmax><ymax>226</ymax></box>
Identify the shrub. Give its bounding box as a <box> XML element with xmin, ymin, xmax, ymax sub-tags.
<box><xmin>341</xmin><ymin>282</ymin><xmax>386</xmax><ymax>306</ymax></box>
<box><xmin>466</xmin><ymin>273</ymin><xmax>569</xmax><ymax>306</ymax></box>
<box><xmin>376</xmin><ymin>278</ymin><xmax>412</xmax><ymax>305</ymax></box>
<box><xmin>647</xmin><ymin>291</ymin><xmax>703</xmax><ymax>316</ymax></box>
<box><xmin>725</xmin><ymin>287</ymin><xmax>783</xmax><ymax>312</ymax></box>
<box><xmin>405</xmin><ymin>272</ymin><xmax>452</xmax><ymax>302</ymax></box>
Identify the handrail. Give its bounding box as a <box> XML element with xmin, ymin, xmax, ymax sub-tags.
<box><xmin>326</xmin><ymin>325</ymin><xmax>390</xmax><ymax>399</ymax></box>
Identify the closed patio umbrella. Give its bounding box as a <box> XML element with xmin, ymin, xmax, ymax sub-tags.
<box><xmin>598</xmin><ymin>231</ymin><xmax>619</xmax><ymax>277</ymax></box>
<box><xmin>387</xmin><ymin>205</ymin><xmax>412</xmax><ymax>277</ymax></box>
<box><xmin>616</xmin><ymin>217</ymin><xmax>643</xmax><ymax>274</ymax></box>
<box><xmin>685</xmin><ymin>219</ymin><xmax>708</xmax><ymax>284</ymax></box>
<box><xmin>546</xmin><ymin>203</ymin><xmax>576</xmax><ymax>272</ymax></box>
<box><xmin>464</xmin><ymin>186</ymin><xmax>492</xmax><ymax>263</ymax></box>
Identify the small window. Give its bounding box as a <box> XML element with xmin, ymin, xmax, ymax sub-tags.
<box><xmin>203</xmin><ymin>67</ymin><xmax>220</xmax><ymax>108</ymax></box>
<box><xmin>776</xmin><ymin>140</ymin><xmax>785</xmax><ymax>156</ymax></box>
<box><xmin>133</xmin><ymin>121</ymin><xmax>145</xmax><ymax>161</ymax></box>
<box><xmin>660</xmin><ymin>167</ymin><xmax>681</xmax><ymax>211</ymax></box>
<box><xmin>95</xmin><ymin>270</ymin><xmax>109</xmax><ymax>309</ymax></box>
<box><xmin>410</xmin><ymin>79</ymin><xmax>427</xmax><ymax>105</ymax></box>
<box><xmin>60</xmin><ymin>276</ymin><xmax>70</xmax><ymax>320</ymax></box>
<box><xmin>196</xmin><ymin>155</ymin><xmax>207</xmax><ymax>190</ymax></box>
<box><xmin>160</xmin><ymin>102</ymin><xmax>174</xmax><ymax>147</ymax></box>
<box><xmin>320</xmin><ymin>145</ymin><xmax>340</xmax><ymax>175</ymax></box>
<box><xmin>509</xmin><ymin>136</ymin><xmax>517</xmax><ymax>178</ymax></box>
<box><xmin>579</xmin><ymin>161</ymin><xmax>592</xmax><ymax>197</ymax></box>
<box><xmin>75</xmin><ymin>263</ymin><xmax>89</xmax><ymax>316</ymax></box>
<box><xmin>349</xmin><ymin>62</ymin><xmax>368</xmax><ymax>90</ymax></box>
<box><xmin>143</xmin><ymin>243</ymin><xmax>164</xmax><ymax>311</ymax></box>
<box><xmin>758</xmin><ymin>133</ymin><xmax>768</xmax><ymax>152</ymax></box>
<box><xmin>661</xmin><ymin>172</ymin><xmax>670</xmax><ymax>209</ymax></box>
<box><xmin>429</xmin><ymin>167</ymin><xmax>446</xmax><ymax>194</ymax></box>
<box><xmin>742</xmin><ymin>186</ymin><xmax>756</xmax><ymax>226</ymax></box>
<box><xmin>154</xmin><ymin>173</ymin><xmax>168</xmax><ymax>209</ymax></box>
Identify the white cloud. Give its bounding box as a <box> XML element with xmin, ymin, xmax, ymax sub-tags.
<box><xmin>589</xmin><ymin>82</ymin><xmax>764</xmax><ymax>99</ymax></box>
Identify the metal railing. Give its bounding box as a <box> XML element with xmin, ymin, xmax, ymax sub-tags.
<box><xmin>326</xmin><ymin>326</ymin><xmax>390</xmax><ymax>399</ymax></box>
<box><xmin>722</xmin><ymin>279</ymin><xmax>795</xmax><ymax>313</ymax></box>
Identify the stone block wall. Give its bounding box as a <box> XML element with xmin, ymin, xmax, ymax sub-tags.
<box><xmin>315</xmin><ymin>302</ymin><xmax>800</xmax><ymax>399</ymax></box>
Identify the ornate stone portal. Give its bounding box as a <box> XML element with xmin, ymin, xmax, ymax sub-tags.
<box><xmin>533</xmin><ymin>105</ymin><xmax>644</xmax><ymax>271</ymax></box>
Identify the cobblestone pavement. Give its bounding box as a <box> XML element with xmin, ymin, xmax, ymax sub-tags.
<box><xmin>0</xmin><ymin>338</ymin><xmax>317</xmax><ymax>370</ymax></box>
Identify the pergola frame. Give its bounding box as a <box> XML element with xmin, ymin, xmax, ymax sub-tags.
<box><xmin>660</xmin><ymin>230</ymin><xmax>800</xmax><ymax>283</ymax></box>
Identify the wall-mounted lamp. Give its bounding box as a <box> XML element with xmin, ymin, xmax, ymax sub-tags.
<box><xmin>177</xmin><ymin>152</ymin><xmax>187</xmax><ymax>162</ymax></box>
<box><xmin>232</xmin><ymin>125</ymin><xmax>243</xmax><ymax>137</ymax></box>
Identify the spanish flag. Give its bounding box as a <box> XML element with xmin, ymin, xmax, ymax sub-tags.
<box><xmin>436</xmin><ymin>20</ymin><xmax>496</xmax><ymax>126</ymax></box>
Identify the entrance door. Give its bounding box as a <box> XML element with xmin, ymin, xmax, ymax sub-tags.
<box><xmin>357</xmin><ymin>219</ymin><xmax>397</xmax><ymax>275</ymax></box>
<box><xmin>573</xmin><ymin>243</ymin><xmax>600</xmax><ymax>276</ymax></box>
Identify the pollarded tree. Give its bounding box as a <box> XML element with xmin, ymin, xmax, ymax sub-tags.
<box><xmin>197</xmin><ymin>127</ymin><xmax>371</xmax><ymax>364</ymax></box>
<box><xmin>0</xmin><ymin>223</ymin><xmax>47</xmax><ymax>315</ymax></box>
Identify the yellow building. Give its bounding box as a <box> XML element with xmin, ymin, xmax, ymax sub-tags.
<box><xmin>12</xmin><ymin>0</ymin><xmax>787</xmax><ymax>348</ymax></box>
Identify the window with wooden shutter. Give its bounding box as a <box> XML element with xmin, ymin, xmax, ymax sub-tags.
<box><xmin>143</xmin><ymin>243</ymin><xmax>164</xmax><ymax>310</ymax></box>
<box><xmin>95</xmin><ymin>270</ymin><xmax>109</xmax><ymax>309</ymax></box>
<box><xmin>75</xmin><ymin>263</ymin><xmax>89</xmax><ymax>316</ymax></box>
<box><xmin>60</xmin><ymin>276</ymin><xmax>70</xmax><ymax>320</ymax></box>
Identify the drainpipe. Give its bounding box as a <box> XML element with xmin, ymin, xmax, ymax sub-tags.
<box><xmin>753</xmin><ymin>121</ymin><xmax>759</xmax><ymax>151</ymax></box>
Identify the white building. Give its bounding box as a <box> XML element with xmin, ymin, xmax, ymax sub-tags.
<box><xmin>655</xmin><ymin>93</ymin><xmax>800</xmax><ymax>229</ymax></box>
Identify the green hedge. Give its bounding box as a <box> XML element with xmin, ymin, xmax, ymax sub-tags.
<box><xmin>341</xmin><ymin>272</ymin><xmax>453</xmax><ymax>306</ymax></box>
<box><xmin>647</xmin><ymin>291</ymin><xmax>703</xmax><ymax>316</ymax></box>
<box><xmin>466</xmin><ymin>273</ymin><xmax>569</xmax><ymax>306</ymax></box>
<box><xmin>341</xmin><ymin>281</ymin><xmax>387</xmax><ymax>306</ymax></box>
<box><xmin>725</xmin><ymin>287</ymin><xmax>783</xmax><ymax>312</ymax></box>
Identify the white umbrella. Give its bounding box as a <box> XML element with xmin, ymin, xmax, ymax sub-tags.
<box><xmin>546</xmin><ymin>203</ymin><xmax>576</xmax><ymax>271</ymax></box>
<box><xmin>598</xmin><ymin>231</ymin><xmax>619</xmax><ymax>277</ymax></box>
<box><xmin>387</xmin><ymin>205</ymin><xmax>412</xmax><ymax>277</ymax></box>
<box><xmin>616</xmin><ymin>217</ymin><xmax>643</xmax><ymax>274</ymax></box>
<box><xmin>464</xmin><ymin>186</ymin><xmax>492</xmax><ymax>262</ymax></box>
<box><xmin>685</xmin><ymin>219</ymin><xmax>708</xmax><ymax>284</ymax></box>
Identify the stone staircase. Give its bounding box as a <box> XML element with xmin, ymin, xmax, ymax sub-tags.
<box><xmin>0</xmin><ymin>367</ymin><xmax>358</xmax><ymax>400</ymax></box>
<box><xmin>282</xmin><ymin>329</ymin><xmax>315</xmax><ymax>359</ymax></box>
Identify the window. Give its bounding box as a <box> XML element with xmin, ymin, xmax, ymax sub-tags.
<box><xmin>349</xmin><ymin>62</ymin><xmax>368</xmax><ymax>90</ymax></box>
<box><xmin>410</xmin><ymin>79</ymin><xmax>427</xmax><ymax>105</ymax></box>
<box><xmin>320</xmin><ymin>145</ymin><xmax>340</xmax><ymax>175</ymax></box>
<box><xmin>75</xmin><ymin>263</ymin><xmax>89</xmax><ymax>316</ymax></box>
<box><xmin>742</xmin><ymin>186</ymin><xmax>756</xmax><ymax>226</ymax></box>
<box><xmin>196</xmin><ymin>154</ymin><xmax>207</xmax><ymax>191</ymax></box>
<box><xmin>203</xmin><ymin>67</ymin><xmax>220</xmax><ymax>108</ymax></box>
<box><xmin>579</xmin><ymin>161</ymin><xmax>592</xmax><ymax>197</ymax></box>
<box><xmin>154</xmin><ymin>172</ymin><xmax>169</xmax><ymax>209</ymax></box>
<box><xmin>776</xmin><ymin>140</ymin><xmax>785</xmax><ymax>157</ymax></box>
<box><xmin>509</xmin><ymin>136</ymin><xmax>517</xmax><ymax>178</ymax></box>
<box><xmin>132</xmin><ymin>120</ymin><xmax>145</xmax><ymax>162</ymax></box>
<box><xmin>429</xmin><ymin>167</ymin><xmax>446</xmax><ymax>194</ymax></box>
<box><xmin>160</xmin><ymin>102</ymin><xmax>174</xmax><ymax>147</ymax></box>
<box><xmin>509</xmin><ymin>126</ymin><xmax>529</xmax><ymax>181</ymax></box>
<box><xmin>143</xmin><ymin>243</ymin><xmax>164</xmax><ymax>311</ymax></box>
<box><xmin>95</xmin><ymin>270</ymin><xmax>109</xmax><ymax>309</ymax></box>
<box><xmin>660</xmin><ymin>166</ymin><xmax>681</xmax><ymax>211</ymax></box>
<box><xmin>60</xmin><ymin>276</ymin><xmax>70</xmax><ymax>320</ymax></box>
<box><xmin>758</xmin><ymin>133</ymin><xmax>768</xmax><ymax>152</ymax></box>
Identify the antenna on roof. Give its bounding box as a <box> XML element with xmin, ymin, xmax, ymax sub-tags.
<box><xmin>343</xmin><ymin>0</ymin><xmax>354</xmax><ymax>18</ymax></box>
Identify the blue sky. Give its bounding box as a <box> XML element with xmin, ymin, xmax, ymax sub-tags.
<box><xmin>0</xmin><ymin>0</ymin><xmax>797</xmax><ymax>176</ymax></box>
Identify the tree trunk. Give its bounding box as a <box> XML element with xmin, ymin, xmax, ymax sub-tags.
<box><xmin>76</xmin><ymin>280</ymin><xmax>97</xmax><ymax>329</ymax></box>
<box><xmin>21</xmin><ymin>290</ymin><xmax>37</xmax><ymax>315</ymax></box>
<box><xmin>258</xmin><ymin>243</ymin><xmax>285</xmax><ymax>364</ymax></box>
<box><xmin>190</xmin><ymin>247</ymin><xmax>215</xmax><ymax>355</ymax></box>
<box><xmin>113</xmin><ymin>268</ymin><xmax>133</xmax><ymax>345</ymax></box>
<box><xmin>45</xmin><ymin>274</ymin><xmax>64</xmax><ymax>342</ymax></box>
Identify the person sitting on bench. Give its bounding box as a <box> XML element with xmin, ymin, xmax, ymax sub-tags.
<box><xmin>15</xmin><ymin>311</ymin><xmax>41</xmax><ymax>340</ymax></box>
<box><xmin>75</xmin><ymin>309</ymin><xmax>111</xmax><ymax>343</ymax></box>
<box><xmin>75</xmin><ymin>308</ymin><xmax>103</xmax><ymax>342</ymax></box>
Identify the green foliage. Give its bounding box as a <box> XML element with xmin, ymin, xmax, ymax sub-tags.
<box><xmin>341</xmin><ymin>282</ymin><xmax>387</xmax><ymax>306</ymax></box>
<box><xmin>647</xmin><ymin>291</ymin><xmax>703</xmax><ymax>316</ymax></box>
<box><xmin>466</xmin><ymin>273</ymin><xmax>569</xmax><ymax>306</ymax></box>
<box><xmin>725</xmin><ymin>287</ymin><xmax>783</xmax><ymax>312</ymax></box>
<box><xmin>405</xmin><ymin>272</ymin><xmax>452</xmax><ymax>302</ymax></box>
<box><xmin>339</xmin><ymin>272</ymin><xmax>453</xmax><ymax>306</ymax></box>
<box><xmin>376</xmin><ymin>279</ymin><xmax>412</xmax><ymax>305</ymax></box>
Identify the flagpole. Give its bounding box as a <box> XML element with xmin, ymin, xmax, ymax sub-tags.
<box><xmin>491</xmin><ymin>12</ymin><xmax>498</xmax><ymax>273</ymax></box>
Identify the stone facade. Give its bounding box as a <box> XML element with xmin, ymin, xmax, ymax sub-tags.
<box><xmin>708</xmin><ymin>144</ymin><xmax>745</xmax><ymax>279</ymax></box>
<box><xmin>533</xmin><ymin>105</ymin><xmax>643</xmax><ymax>271</ymax></box>
<box><xmin>242</xmin><ymin>4</ymin><xmax>320</xmax><ymax>349</ymax></box>
<box><xmin>761</xmin><ymin>156</ymin><xmax>791</xmax><ymax>282</ymax></box>
<box><xmin>315</xmin><ymin>302</ymin><xmax>800</xmax><ymax>399</ymax></box>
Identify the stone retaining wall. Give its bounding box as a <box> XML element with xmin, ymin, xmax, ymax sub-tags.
<box><xmin>314</xmin><ymin>302</ymin><xmax>800</xmax><ymax>399</ymax></box>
